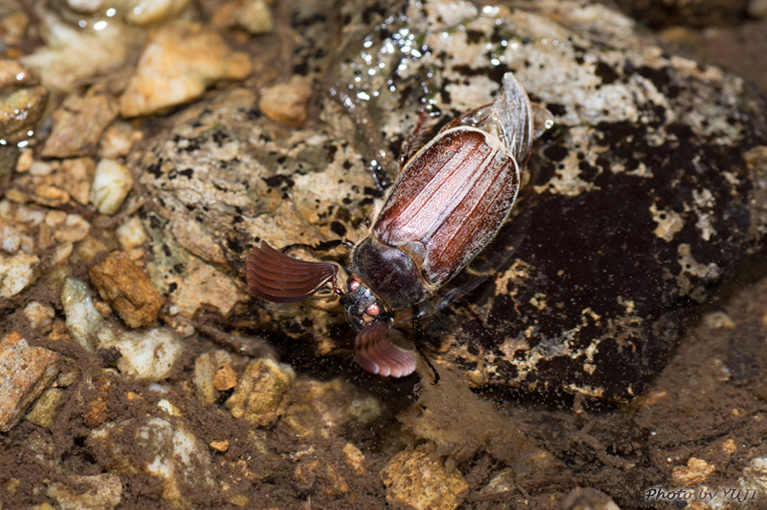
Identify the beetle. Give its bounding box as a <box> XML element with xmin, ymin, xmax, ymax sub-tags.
<box><xmin>247</xmin><ymin>72</ymin><xmax>534</xmax><ymax>378</ymax></box>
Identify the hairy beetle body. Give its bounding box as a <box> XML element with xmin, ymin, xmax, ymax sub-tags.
<box><xmin>247</xmin><ymin>72</ymin><xmax>534</xmax><ymax>378</ymax></box>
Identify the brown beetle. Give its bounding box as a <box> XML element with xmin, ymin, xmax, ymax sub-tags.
<box><xmin>247</xmin><ymin>72</ymin><xmax>534</xmax><ymax>378</ymax></box>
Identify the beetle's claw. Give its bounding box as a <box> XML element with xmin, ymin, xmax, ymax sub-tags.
<box><xmin>247</xmin><ymin>241</ymin><xmax>338</xmax><ymax>303</ymax></box>
<box><xmin>354</xmin><ymin>321</ymin><xmax>417</xmax><ymax>378</ymax></box>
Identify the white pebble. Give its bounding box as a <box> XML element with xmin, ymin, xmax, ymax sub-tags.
<box><xmin>116</xmin><ymin>216</ymin><xmax>147</xmax><ymax>250</ymax></box>
<box><xmin>0</xmin><ymin>253</ymin><xmax>39</xmax><ymax>298</ymax></box>
<box><xmin>91</xmin><ymin>159</ymin><xmax>134</xmax><ymax>215</ymax></box>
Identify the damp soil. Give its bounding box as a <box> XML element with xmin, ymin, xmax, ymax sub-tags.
<box><xmin>3</xmin><ymin>251</ymin><xmax>767</xmax><ymax>509</ymax></box>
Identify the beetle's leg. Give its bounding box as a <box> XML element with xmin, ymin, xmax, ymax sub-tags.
<box><xmin>247</xmin><ymin>241</ymin><xmax>339</xmax><ymax>303</ymax></box>
<box><xmin>399</xmin><ymin>108</ymin><xmax>429</xmax><ymax>168</ymax></box>
<box><xmin>354</xmin><ymin>320</ymin><xmax>416</xmax><ymax>378</ymax></box>
<box><xmin>326</xmin><ymin>81</ymin><xmax>398</xmax><ymax>191</ymax></box>
<box><xmin>411</xmin><ymin>305</ymin><xmax>440</xmax><ymax>385</ymax></box>
<box><xmin>283</xmin><ymin>238</ymin><xmax>354</xmax><ymax>254</ymax></box>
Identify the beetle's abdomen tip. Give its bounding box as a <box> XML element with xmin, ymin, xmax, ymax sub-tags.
<box><xmin>354</xmin><ymin>321</ymin><xmax>417</xmax><ymax>378</ymax></box>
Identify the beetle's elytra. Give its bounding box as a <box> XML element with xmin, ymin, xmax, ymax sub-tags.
<box><xmin>247</xmin><ymin>72</ymin><xmax>534</xmax><ymax>378</ymax></box>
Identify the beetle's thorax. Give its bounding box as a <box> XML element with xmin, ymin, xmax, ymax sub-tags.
<box><xmin>348</xmin><ymin>236</ymin><xmax>432</xmax><ymax>313</ymax></box>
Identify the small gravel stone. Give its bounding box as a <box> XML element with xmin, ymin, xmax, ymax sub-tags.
<box><xmin>91</xmin><ymin>159</ymin><xmax>133</xmax><ymax>215</ymax></box>
<box><xmin>90</xmin><ymin>410</ymin><xmax>214</xmax><ymax>507</ymax></box>
<box><xmin>226</xmin><ymin>358</ymin><xmax>295</xmax><ymax>426</ymax></box>
<box><xmin>119</xmin><ymin>22</ymin><xmax>252</xmax><ymax>117</ymax></box>
<box><xmin>115</xmin><ymin>216</ymin><xmax>147</xmax><ymax>251</ymax></box>
<box><xmin>0</xmin><ymin>60</ymin><xmax>48</xmax><ymax>139</ymax></box>
<box><xmin>25</xmin><ymin>387</ymin><xmax>65</xmax><ymax>429</ymax></box>
<box><xmin>672</xmin><ymin>457</ymin><xmax>716</xmax><ymax>486</ymax></box>
<box><xmin>99</xmin><ymin>121</ymin><xmax>142</xmax><ymax>159</ymax></box>
<box><xmin>47</xmin><ymin>473</ymin><xmax>122</xmax><ymax>510</ymax></box>
<box><xmin>23</xmin><ymin>301</ymin><xmax>56</xmax><ymax>331</ymax></box>
<box><xmin>238</xmin><ymin>0</ymin><xmax>274</xmax><ymax>34</ymax></box>
<box><xmin>41</xmin><ymin>86</ymin><xmax>118</xmax><ymax>158</ymax></box>
<box><xmin>0</xmin><ymin>332</ymin><xmax>60</xmax><ymax>432</ymax></box>
<box><xmin>381</xmin><ymin>446</ymin><xmax>468</xmax><ymax>510</ymax></box>
<box><xmin>0</xmin><ymin>252</ymin><xmax>39</xmax><ymax>298</ymax></box>
<box><xmin>89</xmin><ymin>251</ymin><xmax>164</xmax><ymax>328</ymax></box>
<box><xmin>56</xmin><ymin>157</ymin><xmax>96</xmax><ymax>206</ymax></box>
<box><xmin>259</xmin><ymin>77</ymin><xmax>312</xmax><ymax>128</ymax></box>
<box><xmin>294</xmin><ymin>457</ymin><xmax>349</xmax><ymax>499</ymax></box>
<box><xmin>193</xmin><ymin>353</ymin><xmax>217</xmax><ymax>406</ymax></box>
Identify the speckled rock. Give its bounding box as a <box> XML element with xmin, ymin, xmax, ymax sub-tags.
<box><xmin>133</xmin><ymin>0</ymin><xmax>767</xmax><ymax>402</ymax></box>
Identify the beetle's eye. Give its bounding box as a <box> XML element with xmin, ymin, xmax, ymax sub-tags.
<box><xmin>348</xmin><ymin>278</ymin><xmax>360</xmax><ymax>292</ymax></box>
<box><xmin>365</xmin><ymin>303</ymin><xmax>381</xmax><ymax>318</ymax></box>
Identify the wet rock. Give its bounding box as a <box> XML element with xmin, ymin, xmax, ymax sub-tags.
<box><xmin>119</xmin><ymin>22</ymin><xmax>252</xmax><ymax>117</ymax></box>
<box><xmin>0</xmin><ymin>8</ymin><xmax>29</xmax><ymax>45</ymax></box>
<box><xmin>89</xmin><ymin>251</ymin><xmax>164</xmax><ymax>328</ymax></box>
<box><xmin>91</xmin><ymin>159</ymin><xmax>134</xmax><ymax>215</ymax></box>
<box><xmin>0</xmin><ymin>59</ymin><xmax>48</xmax><ymax>140</ymax></box>
<box><xmin>0</xmin><ymin>252</ymin><xmax>39</xmax><ymax>298</ymax></box>
<box><xmin>0</xmin><ymin>146</ymin><xmax>18</xmax><ymax>187</ymax></box>
<box><xmin>0</xmin><ymin>332</ymin><xmax>61</xmax><ymax>432</ymax></box>
<box><xmin>41</xmin><ymin>86</ymin><xmax>118</xmax><ymax>158</ymax></box>
<box><xmin>20</xmin><ymin>10</ymin><xmax>139</xmax><ymax>93</ymax></box>
<box><xmin>226</xmin><ymin>357</ymin><xmax>295</xmax><ymax>426</ymax></box>
<box><xmin>46</xmin><ymin>473</ymin><xmax>122</xmax><ymax>510</ymax></box>
<box><xmin>381</xmin><ymin>445</ymin><xmax>468</xmax><ymax>510</ymax></box>
<box><xmin>259</xmin><ymin>77</ymin><xmax>312</xmax><ymax>128</ymax></box>
<box><xmin>65</xmin><ymin>0</ymin><xmax>191</xmax><ymax>26</ymax></box>
<box><xmin>134</xmin><ymin>0</ymin><xmax>766</xmax><ymax>403</ymax></box>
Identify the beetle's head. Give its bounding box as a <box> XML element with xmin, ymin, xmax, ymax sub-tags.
<box><xmin>342</xmin><ymin>275</ymin><xmax>387</xmax><ymax>330</ymax></box>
